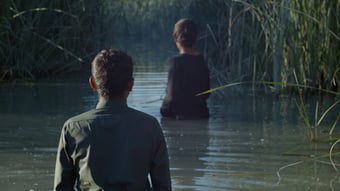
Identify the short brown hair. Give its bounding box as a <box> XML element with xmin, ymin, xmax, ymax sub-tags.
<box><xmin>173</xmin><ymin>18</ymin><xmax>198</xmax><ymax>47</ymax></box>
<box><xmin>91</xmin><ymin>49</ymin><xmax>133</xmax><ymax>98</ymax></box>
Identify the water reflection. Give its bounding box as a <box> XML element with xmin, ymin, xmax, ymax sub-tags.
<box><xmin>161</xmin><ymin>119</ymin><xmax>209</xmax><ymax>190</ymax></box>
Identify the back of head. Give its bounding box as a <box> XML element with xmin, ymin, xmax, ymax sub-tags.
<box><xmin>173</xmin><ymin>18</ymin><xmax>198</xmax><ymax>47</ymax></box>
<box><xmin>91</xmin><ymin>49</ymin><xmax>133</xmax><ymax>99</ymax></box>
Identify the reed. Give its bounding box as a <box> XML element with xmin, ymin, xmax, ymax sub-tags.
<box><xmin>292</xmin><ymin>69</ymin><xmax>340</xmax><ymax>142</ymax></box>
<box><xmin>1</xmin><ymin>0</ymin><xmax>84</xmax><ymax>80</ymax></box>
<box><xmin>0</xmin><ymin>0</ymin><xmax>194</xmax><ymax>80</ymax></box>
<box><xmin>202</xmin><ymin>0</ymin><xmax>339</xmax><ymax>95</ymax></box>
<box><xmin>197</xmin><ymin>0</ymin><xmax>340</xmax><ymax>144</ymax></box>
<box><xmin>0</xmin><ymin>0</ymin><xmax>113</xmax><ymax>80</ymax></box>
<box><xmin>1</xmin><ymin>0</ymin><xmax>339</xmax><ymax>88</ymax></box>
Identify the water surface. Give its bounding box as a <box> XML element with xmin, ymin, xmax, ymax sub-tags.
<box><xmin>0</xmin><ymin>44</ymin><xmax>339</xmax><ymax>191</ymax></box>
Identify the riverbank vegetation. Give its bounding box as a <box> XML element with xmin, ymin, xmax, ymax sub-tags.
<box><xmin>0</xmin><ymin>0</ymin><xmax>339</xmax><ymax>95</ymax></box>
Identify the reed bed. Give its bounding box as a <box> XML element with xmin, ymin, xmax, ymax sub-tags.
<box><xmin>201</xmin><ymin>0</ymin><xmax>340</xmax><ymax>96</ymax></box>
<box><xmin>0</xmin><ymin>0</ymin><xmax>108</xmax><ymax>80</ymax></box>
<box><xmin>197</xmin><ymin>0</ymin><xmax>339</xmax><ymax>145</ymax></box>
<box><xmin>2</xmin><ymin>0</ymin><xmax>338</xmax><ymax>92</ymax></box>
<box><xmin>0</xmin><ymin>0</ymin><xmax>197</xmax><ymax>80</ymax></box>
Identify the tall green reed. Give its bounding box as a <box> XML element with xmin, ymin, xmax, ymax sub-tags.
<box><xmin>0</xmin><ymin>0</ymin><xmax>113</xmax><ymax>81</ymax></box>
<box><xmin>0</xmin><ymin>0</ymin><xmax>85</xmax><ymax>80</ymax></box>
<box><xmin>197</xmin><ymin>0</ymin><xmax>339</xmax><ymax>144</ymax></box>
<box><xmin>1</xmin><ymin>0</ymin><xmax>339</xmax><ymax>86</ymax></box>
<box><xmin>201</xmin><ymin>0</ymin><xmax>339</xmax><ymax>95</ymax></box>
<box><xmin>293</xmin><ymin>70</ymin><xmax>340</xmax><ymax>142</ymax></box>
<box><xmin>0</xmin><ymin>0</ymin><xmax>197</xmax><ymax>80</ymax></box>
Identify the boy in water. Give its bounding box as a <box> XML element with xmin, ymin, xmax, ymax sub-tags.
<box><xmin>54</xmin><ymin>49</ymin><xmax>171</xmax><ymax>191</ymax></box>
<box><xmin>161</xmin><ymin>18</ymin><xmax>210</xmax><ymax>120</ymax></box>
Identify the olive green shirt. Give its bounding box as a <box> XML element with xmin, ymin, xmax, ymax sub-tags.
<box><xmin>54</xmin><ymin>99</ymin><xmax>171</xmax><ymax>191</ymax></box>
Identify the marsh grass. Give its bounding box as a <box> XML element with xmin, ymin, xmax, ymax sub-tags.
<box><xmin>294</xmin><ymin>94</ymin><xmax>340</xmax><ymax>142</ymax></box>
<box><xmin>0</xmin><ymin>1</ymin><xmax>86</xmax><ymax>80</ymax></box>
<box><xmin>197</xmin><ymin>0</ymin><xmax>339</xmax><ymax>145</ymax></box>
<box><xmin>0</xmin><ymin>0</ymin><xmax>200</xmax><ymax>81</ymax></box>
<box><xmin>202</xmin><ymin>0</ymin><xmax>339</xmax><ymax>95</ymax></box>
<box><xmin>0</xmin><ymin>0</ymin><xmax>113</xmax><ymax>81</ymax></box>
<box><xmin>276</xmin><ymin>98</ymin><xmax>340</xmax><ymax>185</ymax></box>
<box><xmin>1</xmin><ymin>0</ymin><xmax>339</xmax><ymax>86</ymax></box>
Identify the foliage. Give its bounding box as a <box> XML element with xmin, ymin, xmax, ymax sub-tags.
<box><xmin>0</xmin><ymin>0</ymin><xmax>106</xmax><ymax>80</ymax></box>
<box><xmin>0</xmin><ymin>0</ymin><xmax>198</xmax><ymax>81</ymax></box>
<box><xmin>202</xmin><ymin>0</ymin><xmax>340</xmax><ymax>95</ymax></box>
<box><xmin>0</xmin><ymin>0</ymin><xmax>339</xmax><ymax>93</ymax></box>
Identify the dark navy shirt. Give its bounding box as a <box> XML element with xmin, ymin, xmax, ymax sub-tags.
<box><xmin>161</xmin><ymin>53</ymin><xmax>210</xmax><ymax>119</ymax></box>
<box><xmin>54</xmin><ymin>99</ymin><xmax>171</xmax><ymax>191</ymax></box>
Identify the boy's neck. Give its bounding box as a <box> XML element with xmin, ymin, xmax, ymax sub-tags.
<box><xmin>179</xmin><ymin>47</ymin><xmax>199</xmax><ymax>55</ymax></box>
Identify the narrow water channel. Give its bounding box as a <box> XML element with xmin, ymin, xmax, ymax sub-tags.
<box><xmin>0</xmin><ymin>47</ymin><xmax>339</xmax><ymax>191</ymax></box>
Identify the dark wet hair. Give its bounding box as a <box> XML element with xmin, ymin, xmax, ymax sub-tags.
<box><xmin>91</xmin><ymin>49</ymin><xmax>133</xmax><ymax>98</ymax></box>
<box><xmin>173</xmin><ymin>18</ymin><xmax>198</xmax><ymax>47</ymax></box>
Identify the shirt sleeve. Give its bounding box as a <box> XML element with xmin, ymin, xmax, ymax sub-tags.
<box><xmin>54</xmin><ymin>125</ymin><xmax>76</xmax><ymax>191</ymax></box>
<box><xmin>150</xmin><ymin>123</ymin><xmax>171</xmax><ymax>191</ymax></box>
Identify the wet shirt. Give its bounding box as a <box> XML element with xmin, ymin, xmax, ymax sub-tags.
<box><xmin>54</xmin><ymin>100</ymin><xmax>171</xmax><ymax>191</ymax></box>
<box><xmin>160</xmin><ymin>54</ymin><xmax>210</xmax><ymax>119</ymax></box>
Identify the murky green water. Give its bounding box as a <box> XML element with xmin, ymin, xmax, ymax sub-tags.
<box><xmin>0</xmin><ymin>43</ymin><xmax>339</xmax><ymax>190</ymax></box>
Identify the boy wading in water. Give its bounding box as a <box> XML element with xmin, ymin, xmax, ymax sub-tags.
<box><xmin>54</xmin><ymin>49</ymin><xmax>171</xmax><ymax>191</ymax></box>
<box><xmin>160</xmin><ymin>18</ymin><xmax>210</xmax><ymax>120</ymax></box>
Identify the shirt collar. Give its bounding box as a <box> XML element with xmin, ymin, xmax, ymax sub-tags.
<box><xmin>96</xmin><ymin>99</ymin><xmax>128</xmax><ymax>110</ymax></box>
